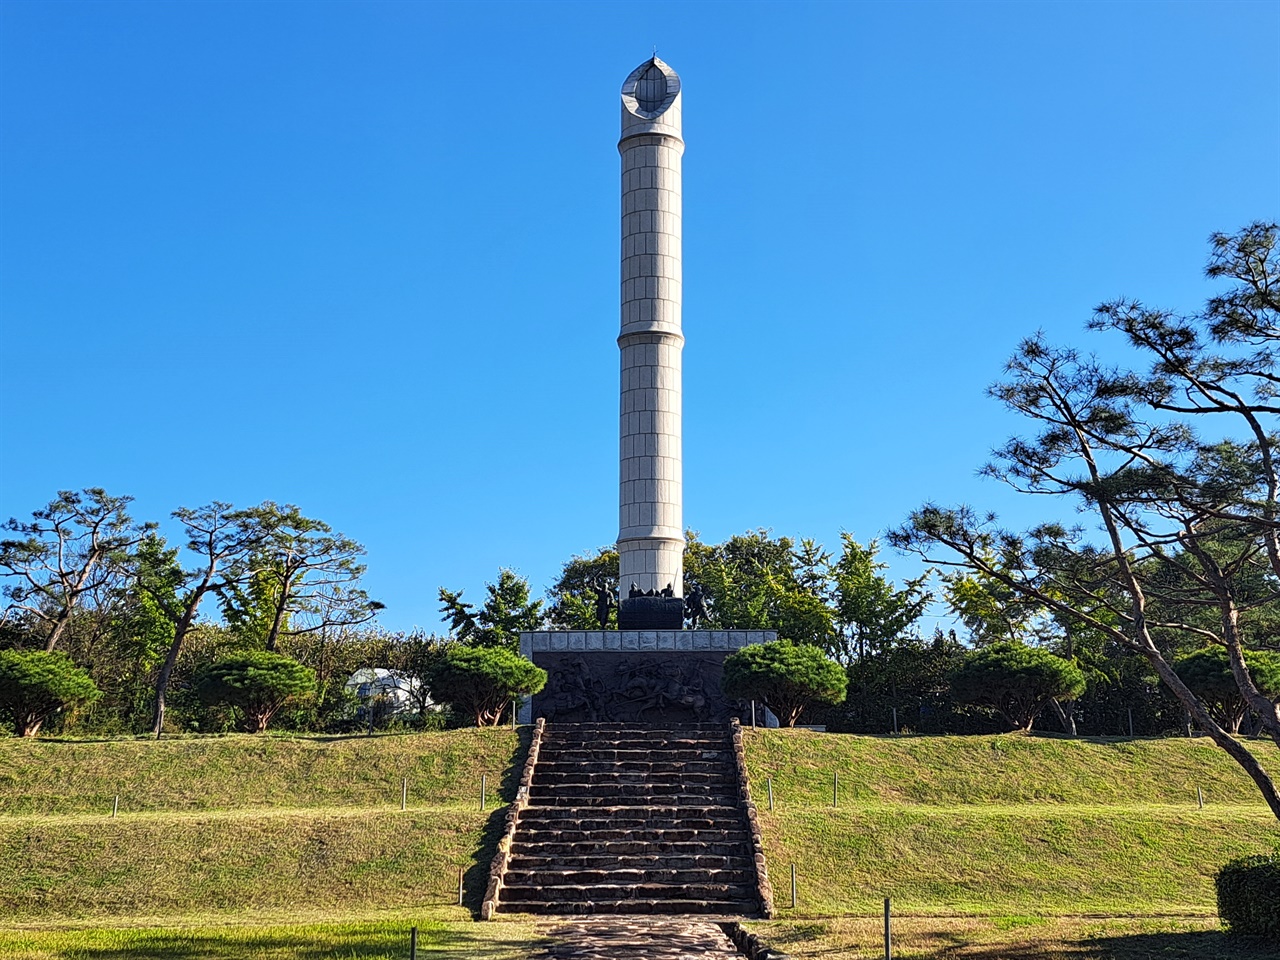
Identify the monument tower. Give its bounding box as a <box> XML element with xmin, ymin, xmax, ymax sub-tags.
<box><xmin>519</xmin><ymin>58</ymin><xmax>775</xmax><ymax>724</ymax></box>
<box><xmin>617</xmin><ymin>58</ymin><xmax>684</xmax><ymax>605</ymax></box>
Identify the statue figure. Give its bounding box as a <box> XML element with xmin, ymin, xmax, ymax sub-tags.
<box><xmin>629</xmin><ymin>582</ymin><xmax>642</xmax><ymax>599</ymax></box>
<box><xmin>684</xmin><ymin>583</ymin><xmax>709</xmax><ymax>629</ymax></box>
<box><xmin>590</xmin><ymin>580</ymin><xmax>615</xmax><ymax>629</ymax></box>
<box><xmin>660</xmin><ymin>582</ymin><xmax>674</xmax><ymax>598</ymax></box>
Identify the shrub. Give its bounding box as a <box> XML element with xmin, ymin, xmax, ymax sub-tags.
<box><xmin>425</xmin><ymin>646</ymin><xmax>546</xmax><ymax>726</ymax></box>
<box><xmin>1175</xmin><ymin>646</ymin><xmax>1280</xmax><ymax>734</ymax></box>
<box><xmin>722</xmin><ymin>640</ymin><xmax>847</xmax><ymax>727</ymax></box>
<box><xmin>0</xmin><ymin>649</ymin><xmax>101</xmax><ymax>736</ymax></box>
<box><xmin>195</xmin><ymin>651</ymin><xmax>316</xmax><ymax>733</ymax></box>
<box><xmin>1216</xmin><ymin>852</ymin><xmax>1280</xmax><ymax>939</ymax></box>
<box><xmin>949</xmin><ymin>641</ymin><xmax>1086</xmax><ymax>732</ymax></box>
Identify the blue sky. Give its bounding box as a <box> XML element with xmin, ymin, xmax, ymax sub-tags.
<box><xmin>2</xmin><ymin>0</ymin><xmax>1277</xmax><ymax>634</ymax></box>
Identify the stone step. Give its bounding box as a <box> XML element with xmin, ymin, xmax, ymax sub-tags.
<box><xmin>515</xmin><ymin>833</ymin><xmax>747</xmax><ymax>849</ymax></box>
<box><xmin>536</xmin><ymin>759</ymin><xmax>733</xmax><ymax>775</ymax></box>
<box><xmin>518</xmin><ymin>817</ymin><xmax>746</xmax><ymax>834</ymax></box>
<box><xmin>497</xmin><ymin>898</ymin><xmax>754</xmax><ymax>917</ymax></box>
<box><xmin>511</xmin><ymin>839</ymin><xmax>751</xmax><ymax>857</ymax></box>
<box><xmin>535</xmin><ymin>737</ymin><xmax>727</xmax><ymax>752</ymax></box>
<box><xmin>504</xmin><ymin>867</ymin><xmax>754</xmax><ymax>886</ymax></box>
<box><xmin>539</xmin><ymin>743</ymin><xmax>730</xmax><ymax>753</ymax></box>
<box><xmin>518</xmin><ymin>802</ymin><xmax>741</xmax><ymax>816</ymax></box>
<box><xmin>529</xmin><ymin>773</ymin><xmax>732</xmax><ymax>783</ymax></box>
<box><xmin>537</xmin><ymin>727</ymin><xmax>727</xmax><ymax>732</ymax></box>
<box><xmin>529</xmin><ymin>783</ymin><xmax>735</xmax><ymax>800</ymax></box>
<box><xmin>518</xmin><ymin>808</ymin><xmax>743</xmax><ymax>826</ymax></box>
<box><xmin>500</xmin><ymin>881</ymin><xmax>758</xmax><ymax>903</ymax></box>
<box><xmin>509</xmin><ymin>853</ymin><xmax>746</xmax><ymax>870</ymax></box>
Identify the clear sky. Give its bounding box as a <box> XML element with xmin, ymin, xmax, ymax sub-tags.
<box><xmin>2</xmin><ymin>0</ymin><xmax>1277</xmax><ymax>634</ymax></box>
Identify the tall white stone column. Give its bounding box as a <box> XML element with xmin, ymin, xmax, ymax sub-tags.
<box><xmin>618</xmin><ymin>57</ymin><xmax>684</xmax><ymax>599</ymax></box>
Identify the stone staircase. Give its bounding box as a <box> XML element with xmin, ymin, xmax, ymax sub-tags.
<box><xmin>496</xmin><ymin>722</ymin><xmax>762</xmax><ymax>916</ymax></box>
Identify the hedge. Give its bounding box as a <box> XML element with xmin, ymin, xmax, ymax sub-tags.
<box><xmin>1216</xmin><ymin>851</ymin><xmax>1280</xmax><ymax>938</ymax></box>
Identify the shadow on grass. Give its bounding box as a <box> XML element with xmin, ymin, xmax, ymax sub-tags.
<box><xmin>29</xmin><ymin>926</ymin><xmax>539</xmax><ymax>960</ymax></box>
<box><xmin>941</xmin><ymin>930</ymin><xmax>1279</xmax><ymax>959</ymax></box>
<box><xmin>461</xmin><ymin>724</ymin><xmax>533</xmax><ymax>917</ymax></box>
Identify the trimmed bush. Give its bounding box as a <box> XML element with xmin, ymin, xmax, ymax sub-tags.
<box><xmin>195</xmin><ymin>652</ymin><xmax>316</xmax><ymax>733</ymax></box>
<box><xmin>1175</xmin><ymin>646</ymin><xmax>1280</xmax><ymax>734</ymax></box>
<box><xmin>0</xmin><ymin>649</ymin><xmax>100</xmax><ymax>736</ymax></box>
<box><xmin>1216</xmin><ymin>852</ymin><xmax>1280</xmax><ymax>939</ymax></box>
<box><xmin>425</xmin><ymin>646</ymin><xmax>546</xmax><ymax>726</ymax></box>
<box><xmin>950</xmin><ymin>641</ymin><xmax>1086</xmax><ymax>732</ymax></box>
<box><xmin>722</xmin><ymin>640</ymin><xmax>847</xmax><ymax>726</ymax></box>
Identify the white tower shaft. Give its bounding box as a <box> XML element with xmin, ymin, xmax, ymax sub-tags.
<box><xmin>618</xmin><ymin>58</ymin><xmax>684</xmax><ymax>598</ymax></box>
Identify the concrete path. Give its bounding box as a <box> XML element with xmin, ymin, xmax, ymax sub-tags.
<box><xmin>533</xmin><ymin>918</ymin><xmax>743</xmax><ymax>959</ymax></box>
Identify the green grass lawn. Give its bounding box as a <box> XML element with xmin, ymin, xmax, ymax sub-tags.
<box><xmin>741</xmin><ymin>728</ymin><xmax>1279</xmax><ymax>808</ymax></box>
<box><xmin>2</xmin><ymin>728</ymin><xmax>1278</xmax><ymax>958</ymax></box>
<box><xmin>0</xmin><ymin>808</ymin><xmax>498</xmax><ymax>921</ymax></box>
<box><xmin>0</xmin><ymin>909</ymin><xmax>539</xmax><ymax>960</ymax></box>
<box><xmin>0</xmin><ymin>728</ymin><xmax>523</xmax><ymax>815</ymax></box>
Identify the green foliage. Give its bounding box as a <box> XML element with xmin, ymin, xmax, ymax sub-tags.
<box><xmin>546</xmin><ymin>547</ymin><xmax>618</xmax><ymax>629</ymax></box>
<box><xmin>0</xmin><ymin>487</ymin><xmax>153</xmax><ymax>652</ymax></box>
<box><xmin>722</xmin><ymin>640</ymin><xmax>847</xmax><ymax>727</ymax></box>
<box><xmin>425</xmin><ymin>645</ymin><xmax>546</xmax><ymax>726</ymax></box>
<box><xmin>829</xmin><ymin>533</ymin><xmax>932</xmax><ymax>664</ymax></box>
<box><xmin>220</xmin><ymin>504</ymin><xmax>383</xmax><ymax>653</ymax></box>
<box><xmin>0</xmin><ymin>649</ymin><xmax>100</xmax><ymax>736</ymax></box>
<box><xmin>219</xmin><ymin>556</ymin><xmax>288</xmax><ymax>646</ymax></box>
<box><xmin>1175</xmin><ymin>647</ymin><xmax>1280</xmax><ymax>734</ymax></box>
<box><xmin>195</xmin><ymin>651</ymin><xmax>316</xmax><ymax>733</ymax></box>
<box><xmin>438</xmin><ymin>569</ymin><xmax>543</xmax><ymax>651</ymax></box>
<box><xmin>1216</xmin><ymin>852</ymin><xmax>1280</xmax><ymax>939</ymax></box>
<box><xmin>826</xmin><ymin>629</ymin><xmax>998</xmax><ymax>734</ymax></box>
<box><xmin>684</xmin><ymin>531</ymin><xmax>838</xmax><ymax>646</ymax></box>
<box><xmin>950</xmin><ymin>641</ymin><xmax>1087</xmax><ymax>732</ymax></box>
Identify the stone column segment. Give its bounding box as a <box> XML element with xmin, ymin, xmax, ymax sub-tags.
<box><xmin>618</xmin><ymin>57</ymin><xmax>684</xmax><ymax>598</ymax></box>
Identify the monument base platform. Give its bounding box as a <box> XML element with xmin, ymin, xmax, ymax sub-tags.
<box><xmin>518</xmin><ymin>630</ymin><xmax>776</xmax><ymax>724</ymax></box>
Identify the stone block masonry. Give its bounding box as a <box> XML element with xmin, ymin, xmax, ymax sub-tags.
<box><xmin>518</xmin><ymin>631</ymin><xmax>777</xmax><ymax>725</ymax></box>
<box><xmin>618</xmin><ymin>57</ymin><xmax>685</xmax><ymax>598</ymax></box>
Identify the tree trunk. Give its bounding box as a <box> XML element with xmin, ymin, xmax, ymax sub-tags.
<box><xmin>1146</xmin><ymin>647</ymin><xmax>1280</xmax><ymax>820</ymax></box>
<box><xmin>152</xmin><ymin>579</ymin><xmax>211</xmax><ymax>739</ymax></box>
<box><xmin>1049</xmin><ymin>698</ymin><xmax>1077</xmax><ymax>736</ymax></box>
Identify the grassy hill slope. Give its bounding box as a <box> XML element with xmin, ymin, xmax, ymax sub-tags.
<box><xmin>0</xmin><ymin>728</ymin><xmax>522</xmax><ymax>815</ymax></box>
<box><xmin>2</xmin><ymin>728</ymin><xmax>1278</xmax><ymax>959</ymax></box>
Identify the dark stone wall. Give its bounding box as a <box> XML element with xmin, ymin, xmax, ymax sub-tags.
<box><xmin>531</xmin><ymin>650</ymin><xmax>746</xmax><ymax>724</ymax></box>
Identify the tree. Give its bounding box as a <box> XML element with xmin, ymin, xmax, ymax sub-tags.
<box><xmin>1175</xmin><ymin>646</ymin><xmax>1280</xmax><ymax>734</ymax></box>
<box><xmin>0</xmin><ymin>489</ymin><xmax>153</xmax><ymax>651</ymax></box>
<box><xmin>829</xmin><ymin>533</ymin><xmax>932</xmax><ymax>664</ymax></box>
<box><xmin>684</xmin><ymin>530</ymin><xmax>836</xmax><ymax>647</ymax></box>
<box><xmin>721</xmin><ymin>640</ymin><xmax>847</xmax><ymax>727</ymax></box>
<box><xmin>891</xmin><ymin>222</ymin><xmax>1280</xmax><ymax>818</ymax></box>
<box><xmin>438</xmin><ymin>569</ymin><xmax>543</xmax><ymax>650</ymax></box>
<box><xmin>948</xmin><ymin>641</ymin><xmax>1086</xmax><ymax>732</ymax></box>
<box><xmin>148</xmin><ymin>503</ymin><xmax>272</xmax><ymax>738</ymax></box>
<box><xmin>425</xmin><ymin>645</ymin><xmax>546</xmax><ymax>726</ymax></box>
<box><xmin>0</xmin><ymin>649</ymin><xmax>100</xmax><ymax>736</ymax></box>
<box><xmin>546</xmin><ymin>547</ymin><xmax>619</xmax><ymax>629</ymax></box>
<box><xmin>194</xmin><ymin>651</ymin><xmax>315</xmax><ymax>733</ymax></box>
<box><xmin>221</xmin><ymin>504</ymin><xmax>383</xmax><ymax>653</ymax></box>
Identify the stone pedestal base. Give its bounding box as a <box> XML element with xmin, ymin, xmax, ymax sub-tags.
<box><xmin>518</xmin><ymin>630</ymin><xmax>776</xmax><ymax>725</ymax></box>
